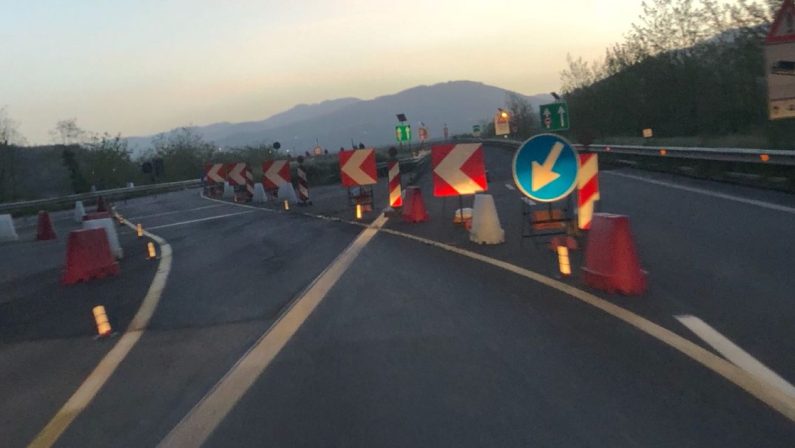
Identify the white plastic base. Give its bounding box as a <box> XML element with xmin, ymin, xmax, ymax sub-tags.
<box><xmin>469</xmin><ymin>194</ymin><xmax>505</xmax><ymax>245</ymax></box>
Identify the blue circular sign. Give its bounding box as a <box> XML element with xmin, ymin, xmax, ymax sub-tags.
<box><xmin>512</xmin><ymin>134</ymin><xmax>579</xmax><ymax>203</ymax></box>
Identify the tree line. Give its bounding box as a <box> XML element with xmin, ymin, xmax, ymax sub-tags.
<box><xmin>559</xmin><ymin>0</ymin><xmax>794</xmax><ymax>148</ymax></box>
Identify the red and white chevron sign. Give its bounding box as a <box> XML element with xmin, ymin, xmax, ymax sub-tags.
<box><xmin>577</xmin><ymin>153</ymin><xmax>600</xmax><ymax>230</ymax></box>
<box><xmin>388</xmin><ymin>160</ymin><xmax>402</xmax><ymax>208</ymax></box>
<box><xmin>432</xmin><ymin>143</ymin><xmax>487</xmax><ymax>197</ymax></box>
<box><xmin>204</xmin><ymin>163</ymin><xmax>226</xmax><ymax>183</ymax></box>
<box><xmin>244</xmin><ymin>166</ymin><xmax>254</xmax><ymax>195</ymax></box>
<box><xmin>339</xmin><ymin>148</ymin><xmax>377</xmax><ymax>187</ymax></box>
<box><xmin>226</xmin><ymin>163</ymin><xmax>248</xmax><ymax>186</ymax></box>
<box><xmin>262</xmin><ymin>160</ymin><xmax>291</xmax><ymax>190</ymax></box>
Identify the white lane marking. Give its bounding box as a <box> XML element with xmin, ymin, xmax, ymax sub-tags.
<box><xmin>126</xmin><ymin>204</ymin><xmax>226</xmax><ymax>220</ymax></box>
<box><xmin>159</xmin><ymin>214</ymin><xmax>388</xmax><ymax>448</ymax></box>
<box><xmin>605</xmin><ymin>171</ymin><xmax>795</xmax><ymax>214</ymax></box>
<box><xmin>146</xmin><ymin>211</ymin><xmax>255</xmax><ymax>230</ymax></box>
<box><xmin>504</xmin><ymin>183</ymin><xmax>515</xmax><ymax>191</ymax></box>
<box><xmin>675</xmin><ymin>315</ymin><xmax>795</xmax><ymax>400</ymax></box>
<box><xmin>29</xmin><ymin>217</ymin><xmax>173</xmax><ymax>448</ymax></box>
<box><xmin>375</xmin><ymin>227</ymin><xmax>795</xmax><ymax>422</ymax></box>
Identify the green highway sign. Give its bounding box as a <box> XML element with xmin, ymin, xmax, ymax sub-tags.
<box><xmin>396</xmin><ymin>124</ymin><xmax>412</xmax><ymax>142</ymax></box>
<box><xmin>540</xmin><ymin>102</ymin><xmax>570</xmax><ymax>131</ymax></box>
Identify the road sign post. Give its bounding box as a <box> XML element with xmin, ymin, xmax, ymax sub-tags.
<box><xmin>765</xmin><ymin>0</ymin><xmax>795</xmax><ymax>120</ymax></box>
<box><xmin>539</xmin><ymin>102</ymin><xmax>570</xmax><ymax>131</ymax></box>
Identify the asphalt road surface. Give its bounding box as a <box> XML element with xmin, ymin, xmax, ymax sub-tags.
<box><xmin>1</xmin><ymin>143</ymin><xmax>794</xmax><ymax>447</ymax></box>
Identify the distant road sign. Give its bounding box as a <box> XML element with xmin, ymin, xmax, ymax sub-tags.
<box><xmin>512</xmin><ymin>134</ymin><xmax>579</xmax><ymax>203</ymax></box>
<box><xmin>765</xmin><ymin>0</ymin><xmax>795</xmax><ymax>120</ymax></box>
<box><xmin>396</xmin><ymin>124</ymin><xmax>412</xmax><ymax>142</ymax></box>
<box><xmin>472</xmin><ymin>124</ymin><xmax>481</xmax><ymax>137</ymax></box>
<box><xmin>494</xmin><ymin>111</ymin><xmax>510</xmax><ymax>136</ymax></box>
<box><xmin>432</xmin><ymin>143</ymin><xmax>487</xmax><ymax>197</ymax></box>
<box><xmin>419</xmin><ymin>127</ymin><xmax>428</xmax><ymax>142</ymax></box>
<box><xmin>339</xmin><ymin>148</ymin><xmax>377</xmax><ymax>186</ymax></box>
<box><xmin>540</xmin><ymin>102</ymin><xmax>570</xmax><ymax>131</ymax></box>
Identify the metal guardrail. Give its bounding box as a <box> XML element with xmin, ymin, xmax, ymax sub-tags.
<box><xmin>460</xmin><ymin>138</ymin><xmax>795</xmax><ymax>166</ymax></box>
<box><xmin>0</xmin><ymin>179</ymin><xmax>200</xmax><ymax>216</ymax></box>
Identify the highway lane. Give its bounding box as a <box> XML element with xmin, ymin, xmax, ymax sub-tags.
<box><xmin>203</xmin><ymin>231</ymin><xmax>795</xmax><ymax>447</ymax></box>
<box><xmin>0</xmin><ymin>204</ymin><xmax>157</xmax><ymax>447</ymax></box>
<box><xmin>6</xmin><ymin>148</ymin><xmax>795</xmax><ymax>446</ymax></box>
<box><xmin>51</xmin><ymin>190</ymin><xmax>363</xmax><ymax>447</ymax></box>
<box><xmin>391</xmin><ymin>143</ymin><xmax>795</xmax><ymax>385</ymax></box>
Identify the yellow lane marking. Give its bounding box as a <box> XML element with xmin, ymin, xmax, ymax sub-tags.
<box><xmin>158</xmin><ymin>214</ymin><xmax>388</xmax><ymax>447</ymax></box>
<box><xmin>29</xmin><ymin>216</ymin><xmax>173</xmax><ymax>448</ymax></box>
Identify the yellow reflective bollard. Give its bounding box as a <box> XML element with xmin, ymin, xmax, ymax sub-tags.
<box><xmin>557</xmin><ymin>246</ymin><xmax>571</xmax><ymax>276</ymax></box>
<box><xmin>136</xmin><ymin>223</ymin><xmax>143</xmax><ymax>238</ymax></box>
<box><xmin>92</xmin><ymin>305</ymin><xmax>112</xmax><ymax>337</ymax></box>
<box><xmin>147</xmin><ymin>242</ymin><xmax>157</xmax><ymax>260</ymax></box>
<box><xmin>283</xmin><ymin>200</ymin><xmax>290</xmax><ymax>211</ymax></box>
<box><xmin>355</xmin><ymin>204</ymin><xmax>363</xmax><ymax>220</ymax></box>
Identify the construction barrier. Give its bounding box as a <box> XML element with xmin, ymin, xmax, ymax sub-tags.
<box><xmin>388</xmin><ymin>160</ymin><xmax>403</xmax><ymax>208</ymax></box>
<box><xmin>62</xmin><ymin>228</ymin><xmax>120</xmax><ymax>285</ymax></box>
<box><xmin>277</xmin><ymin>182</ymin><xmax>299</xmax><ymax>204</ymax></box>
<box><xmin>582</xmin><ymin>213</ymin><xmax>647</xmax><ymax>295</ymax></box>
<box><xmin>36</xmin><ymin>211</ymin><xmax>57</xmax><ymax>241</ymax></box>
<box><xmin>0</xmin><ymin>214</ymin><xmax>19</xmax><ymax>242</ymax></box>
<box><xmin>297</xmin><ymin>165</ymin><xmax>310</xmax><ymax>205</ymax></box>
<box><xmin>469</xmin><ymin>194</ymin><xmax>504</xmax><ymax>245</ymax></box>
<box><xmin>253</xmin><ymin>183</ymin><xmax>266</xmax><ymax>203</ymax></box>
<box><xmin>577</xmin><ymin>153</ymin><xmax>600</xmax><ymax>230</ymax></box>
<box><xmin>83</xmin><ymin>218</ymin><xmax>123</xmax><ymax>259</ymax></box>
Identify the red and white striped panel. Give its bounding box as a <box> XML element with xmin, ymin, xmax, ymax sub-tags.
<box><xmin>577</xmin><ymin>153</ymin><xmax>600</xmax><ymax>230</ymax></box>
<box><xmin>245</xmin><ymin>166</ymin><xmax>254</xmax><ymax>195</ymax></box>
<box><xmin>297</xmin><ymin>166</ymin><xmax>309</xmax><ymax>203</ymax></box>
<box><xmin>388</xmin><ymin>160</ymin><xmax>402</xmax><ymax>208</ymax></box>
<box><xmin>262</xmin><ymin>160</ymin><xmax>291</xmax><ymax>191</ymax></box>
<box><xmin>204</xmin><ymin>163</ymin><xmax>226</xmax><ymax>184</ymax></box>
<box><xmin>226</xmin><ymin>163</ymin><xmax>247</xmax><ymax>186</ymax></box>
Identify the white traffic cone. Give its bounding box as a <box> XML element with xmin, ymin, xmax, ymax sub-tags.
<box><xmin>277</xmin><ymin>182</ymin><xmax>299</xmax><ymax>204</ymax></box>
<box><xmin>253</xmin><ymin>183</ymin><xmax>266</xmax><ymax>203</ymax></box>
<box><xmin>74</xmin><ymin>201</ymin><xmax>86</xmax><ymax>223</ymax></box>
<box><xmin>0</xmin><ymin>214</ymin><xmax>19</xmax><ymax>242</ymax></box>
<box><xmin>469</xmin><ymin>194</ymin><xmax>505</xmax><ymax>245</ymax></box>
<box><xmin>83</xmin><ymin>218</ymin><xmax>124</xmax><ymax>259</ymax></box>
<box><xmin>222</xmin><ymin>181</ymin><xmax>234</xmax><ymax>199</ymax></box>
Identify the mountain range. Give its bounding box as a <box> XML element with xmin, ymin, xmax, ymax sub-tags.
<box><xmin>126</xmin><ymin>80</ymin><xmax>552</xmax><ymax>154</ymax></box>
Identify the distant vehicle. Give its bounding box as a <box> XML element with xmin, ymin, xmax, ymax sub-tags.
<box><xmin>771</xmin><ymin>60</ymin><xmax>795</xmax><ymax>76</ymax></box>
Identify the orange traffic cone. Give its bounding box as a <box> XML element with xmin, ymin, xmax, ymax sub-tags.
<box><xmin>581</xmin><ymin>213</ymin><xmax>646</xmax><ymax>295</ymax></box>
<box><xmin>36</xmin><ymin>210</ymin><xmax>57</xmax><ymax>241</ymax></box>
<box><xmin>61</xmin><ymin>228</ymin><xmax>120</xmax><ymax>285</ymax></box>
<box><xmin>401</xmin><ymin>186</ymin><xmax>429</xmax><ymax>223</ymax></box>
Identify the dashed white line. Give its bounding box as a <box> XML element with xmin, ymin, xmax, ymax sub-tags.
<box><xmin>504</xmin><ymin>183</ymin><xmax>515</xmax><ymax>191</ymax></box>
<box><xmin>147</xmin><ymin>211</ymin><xmax>255</xmax><ymax>230</ymax></box>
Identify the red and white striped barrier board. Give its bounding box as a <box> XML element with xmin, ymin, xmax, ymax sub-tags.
<box><xmin>226</xmin><ymin>163</ymin><xmax>248</xmax><ymax>186</ymax></box>
<box><xmin>297</xmin><ymin>165</ymin><xmax>310</xmax><ymax>203</ymax></box>
<box><xmin>577</xmin><ymin>153</ymin><xmax>600</xmax><ymax>230</ymax></box>
<box><xmin>432</xmin><ymin>143</ymin><xmax>487</xmax><ymax>197</ymax></box>
<box><xmin>339</xmin><ymin>148</ymin><xmax>377</xmax><ymax>187</ymax></box>
<box><xmin>388</xmin><ymin>160</ymin><xmax>402</xmax><ymax>208</ymax></box>
<box><xmin>262</xmin><ymin>160</ymin><xmax>291</xmax><ymax>191</ymax></box>
<box><xmin>204</xmin><ymin>163</ymin><xmax>226</xmax><ymax>184</ymax></box>
<box><xmin>244</xmin><ymin>166</ymin><xmax>254</xmax><ymax>195</ymax></box>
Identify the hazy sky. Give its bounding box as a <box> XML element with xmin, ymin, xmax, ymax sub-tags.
<box><xmin>1</xmin><ymin>0</ymin><xmax>645</xmax><ymax>144</ymax></box>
